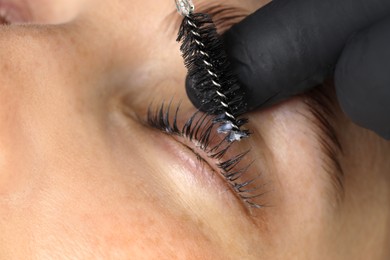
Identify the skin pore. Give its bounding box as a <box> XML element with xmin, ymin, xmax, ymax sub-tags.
<box><xmin>0</xmin><ymin>0</ymin><xmax>389</xmax><ymax>259</ymax></box>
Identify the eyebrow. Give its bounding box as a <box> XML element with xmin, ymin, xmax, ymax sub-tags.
<box><xmin>164</xmin><ymin>3</ymin><xmax>249</xmax><ymax>36</ymax></box>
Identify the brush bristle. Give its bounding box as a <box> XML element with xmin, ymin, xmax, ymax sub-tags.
<box><xmin>177</xmin><ymin>12</ymin><xmax>250</xmax><ymax>142</ymax></box>
<box><xmin>177</xmin><ymin>13</ymin><xmax>246</xmax><ymax>117</ymax></box>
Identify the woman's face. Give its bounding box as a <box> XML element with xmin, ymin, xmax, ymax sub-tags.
<box><xmin>1</xmin><ymin>0</ymin><xmax>389</xmax><ymax>259</ymax></box>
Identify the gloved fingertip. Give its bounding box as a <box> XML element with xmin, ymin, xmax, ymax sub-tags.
<box><xmin>335</xmin><ymin>16</ymin><xmax>390</xmax><ymax>141</ymax></box>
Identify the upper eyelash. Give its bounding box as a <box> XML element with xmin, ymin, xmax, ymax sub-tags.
<box><xmin>147</xmin><ymin>101</ymin><xmax>265</xmax><ymax>209</ymax></box>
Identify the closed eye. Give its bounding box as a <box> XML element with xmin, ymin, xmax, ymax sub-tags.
<box><xmin>146</xmin><ymin>101</ymin><xmax>267</xmax><ymax>210</ymax></box>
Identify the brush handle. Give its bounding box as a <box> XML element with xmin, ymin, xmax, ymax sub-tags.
<box><xmin>219</xmin><ymin>0</ymin><xmax>390</xmax><ymax>139</ymax></box>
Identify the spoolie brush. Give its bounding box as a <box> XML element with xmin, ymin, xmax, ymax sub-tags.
<box><xmin>175</xmin><ymin>0</ymin><xmax>250</xmax><ymax>142</ymax></box>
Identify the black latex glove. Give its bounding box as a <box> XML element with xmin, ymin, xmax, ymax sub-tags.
<box><xmin>186</xmin><ymin>0</ymin><xmax>390</xmax><ymax>139</ymax></box>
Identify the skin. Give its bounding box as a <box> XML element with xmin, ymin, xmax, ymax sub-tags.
<box><xmin>0</xmin><ymin>0</ymin><xmax>389</xmax><ymax>259</ymax></box>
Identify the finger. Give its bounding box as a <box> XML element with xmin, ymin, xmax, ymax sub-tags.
<box><xmin>335</xmin><ymin>16</ymin><xmax>390</xmax><ymax>139</ymax></box>
<box><xmin>218</xmin><ymin>0</ymin><xmax>390</xmax><ymax>111</ymax></box>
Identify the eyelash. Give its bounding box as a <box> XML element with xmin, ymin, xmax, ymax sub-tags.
<box><xmin>147</xmin><ymin>101</ymin><xmax>265</xmax><ymax>209</ymax></box>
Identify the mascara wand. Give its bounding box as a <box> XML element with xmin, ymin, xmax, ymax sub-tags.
<box><xmin>175</xmin><ymin>0</ymin><xmax>250</xmax><ymax>142</ymax></box>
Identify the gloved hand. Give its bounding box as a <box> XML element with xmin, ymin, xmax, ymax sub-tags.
<box><xmin>186</xmin><ymin>0</ymin><xmax>390</xmax><ymax>139</ymax></box>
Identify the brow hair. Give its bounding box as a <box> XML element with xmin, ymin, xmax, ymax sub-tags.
<box><xmin>165</xmin><ymin>3</ymin><xmax>249</xmax><ymax>36</ymax></box>
<box><xmin>302</xmin><ymin>83</ymin><xmax>345</xmax><ymax>203</ymax></box>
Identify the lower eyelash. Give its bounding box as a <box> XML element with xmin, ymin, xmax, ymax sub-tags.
<box><xmin>147</xmin><ymin>101</ymin><xmax>266</xmax><ymax>209</ymax></box>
